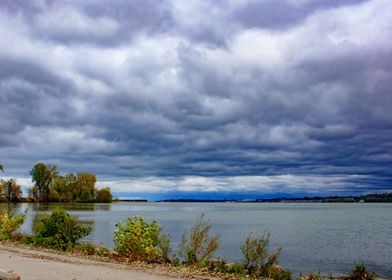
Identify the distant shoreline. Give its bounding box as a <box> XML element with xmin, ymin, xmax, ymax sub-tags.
<box><xmin>2</xmin><ymin>192</ymin><xmax>391</xmax><ymax>204</ymax></box>
<box><xmin>155</xmin><ymin>192</ymin><xmax>392</xmax><ymax>203</ymax></box>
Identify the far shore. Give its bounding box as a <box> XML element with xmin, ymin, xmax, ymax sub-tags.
<box><xmin>3</xmin><ymin>191</ymin><xmax>390</xmax><ymax>204</ymax></box>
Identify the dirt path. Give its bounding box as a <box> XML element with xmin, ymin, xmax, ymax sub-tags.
<box><xmin>0</xmin><ymin>244</ymin><xmax>184</xmax><ymax>280</ymax></box>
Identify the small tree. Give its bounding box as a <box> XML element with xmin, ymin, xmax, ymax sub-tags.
<box><xmin>179</xmin><ymin>214</ymin><xmax>220</xmax><ymax>264</ymax></box>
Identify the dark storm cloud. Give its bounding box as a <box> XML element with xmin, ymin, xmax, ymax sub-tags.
<box><xmin>233</xmin><ymin>0</ymin><xmax>370</xmax><ymax>30</ymax></box>
<box><xmin>0</xmin><ymin>0</ymin><xmax>391</xmax><ymax>196</ymax></box>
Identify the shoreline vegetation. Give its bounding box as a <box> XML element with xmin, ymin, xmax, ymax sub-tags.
<box><xmin>0</xmin><ymin>208</ymin><xmax>388</xmax><ymax>280</ymax></box>
<box><xmin>1</xmin><ymin>162</ymin><xmax>113</xmax><ymax>203</ymax></box>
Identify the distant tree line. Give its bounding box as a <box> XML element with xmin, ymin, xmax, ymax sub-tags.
<box><xmin>260</xmin><ymin>193</ymin><xmax>392</xmax><ymax>203</ymax></box>
<box><xmin>29</xmin><ymin>163</ymin><xmax>113</xmax><ymax>203</ymax></box>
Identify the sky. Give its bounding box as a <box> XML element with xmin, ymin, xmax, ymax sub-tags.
<box><xmin>0</xmin><ymin>0</ymin><xmax>391</xmax><ymax>200</ymax></box>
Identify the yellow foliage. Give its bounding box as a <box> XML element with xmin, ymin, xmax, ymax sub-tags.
<box><xmin>0</xmin><ymin>211</ymin><xmax>26</xmax><ymax>240</ymax></box>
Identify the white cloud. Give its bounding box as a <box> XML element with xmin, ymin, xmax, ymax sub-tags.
<box><xmin>98</xmin><ymin>174</ymin><xmax>371</xmax><ymax>195</ymax></box>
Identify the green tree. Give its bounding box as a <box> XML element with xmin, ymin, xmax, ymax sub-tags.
<box><xmin>49</xmin><ymin>176</ymin><xmax>66</xmax><ymax>202</ymax></box>
<box><xmin>95</xmin><ymin>187</ymin><xmax>113</xmax><ymax>203</ymax></box>
<box><xmin>30</xmin><ymin>163</ymin><xmax>58</xmax><ymax>203</ymax></box>
<box><xmin>62</xmin><ymin>173</ymin><xmax>77</xmax><ymax>202</ymax></box>
<box><xmin>75</xmin><ymin>173</ymin><xmax>96</xmax><ymax>202</ymax></box>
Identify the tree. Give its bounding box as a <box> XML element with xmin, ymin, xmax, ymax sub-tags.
<box><xmin>27</xmin><ymin>186</ymin><xmax>39</xmax><ymax>202</ymax></box>
<box><xmin>95</xmin><ymin>187</ymin><xmax>113</xmax><ymax>203</ymax></box>
<box><xmin>0</xmin><ymin>179</ymin><xmax>22</xmax><ymax>202</ymax></box>
<box><xmin>74</xmin><ymin>173</ymin><xmax>96</xmax><ymax>202</ymax></box>
<box><xmin>30</xmin><ymin>163</ymin><xmax>58</xmax><ymax>203</ymax></box>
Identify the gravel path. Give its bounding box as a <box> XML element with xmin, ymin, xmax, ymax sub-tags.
<box><xmin>0</xmin><ymin>244</ymin><xmax>182</xmax><ymax>280</ymax></box>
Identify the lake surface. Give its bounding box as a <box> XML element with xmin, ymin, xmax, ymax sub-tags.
<box><xmin>6</xmin><ymin>202</ymin><xmax>392</xmax><ymax>277</ymax></box>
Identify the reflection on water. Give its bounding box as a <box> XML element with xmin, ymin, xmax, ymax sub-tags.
<box><xmin>0</xmin><ymin>203</ymin><xmax>23</xmax><ymax>215</ymax></box>
<box><xmin>28</xmin><ymin>203</ymin><xmax>111</xmax><ymax>212</ymax></box>
<box><xmin>7</xmin><ymin>202</ymin><xmax>392</xmax><ymax>278</ymax></box>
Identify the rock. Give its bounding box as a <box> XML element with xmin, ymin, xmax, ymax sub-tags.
<box><xmin>0</xmin><ymin>269</ymin><xmax>20</xmax><ymax>280</ymax></box>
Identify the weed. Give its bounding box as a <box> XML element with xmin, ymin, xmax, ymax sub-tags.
<box><xmin>179</xmin><ymin>214</ymin><xmax>220</xmax><ymax>264</ymax></box>
<box><xmin>241</xmin><ymin>233</ymin><xmax>289</xmax><ymax>279</ymax></box>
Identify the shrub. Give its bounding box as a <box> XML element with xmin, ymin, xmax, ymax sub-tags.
<box><xmin>350</xmin><ymin>263</ymin><xmax>373</xmax><ymax>280</ymax></box>
<box><xmin>0</xmin><ymin>210</ymin><xmax>26</xmax><ymax>240</ymax></box>
<box><xmin>158</xmin><ymin>233</ymin><xmax>172</xmax><ymax>261</ymax></box>
<box><xmin>241</xmin><ymin>233</ymin><xmax>287</xmax><ymax>278</ymax></box>
<box><xmin>227</xmin><ymin>262</ymin><xmax>244</xmax><ymax>275</ymax></box>
<box><xmin>179</xmin><ymin>214</ymin><xmax>220</xmax><ymax>264</ymax></box>
<box><xmin>32</xmin><ymin>208</ymin><xmax>91</xmax><ymax>250</ymax></box>
<box><xmin>113</xmin><ymin>216</ymin><xmax>170</xmax><ymax>262</ymax></box>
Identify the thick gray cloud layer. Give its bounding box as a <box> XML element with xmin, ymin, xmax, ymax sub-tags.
<box><xmin>0</xmin><ymin>0</ymin><xmax>391</xmax><ymax>197</ymax></box>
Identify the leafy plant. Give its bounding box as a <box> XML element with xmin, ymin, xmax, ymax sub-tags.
<box><xmin>179</xmin><ymin>214</ymin><xmax>220</xmax><ymax>264</ymax></box>
<box><xmin>113</xmin><ymin>216</ymin><xmax>170</xmax><ymax>262</ymax></box>
<box><xmin>349</xmin><ymin>263</ymin><xmax>373</xmax><ymax>280</ymax></box>
<box><xmin>32</xmin><ymin>208</ymin><xmax>91</xmax><ymax>250</ymax></box>
<box><xmin>158</xmin><ymin>233</ymin><xmax>172</xmax><ymax>261</ymax></box>
<box><xmin>0</xmin><ymin>210</ymin><xmax>26</xmax><ymax>240</ymax></box>
<box><xmin>241</xmin><ymin>233</ymin><xmax>287</xmax><ymax>278</ymax></box>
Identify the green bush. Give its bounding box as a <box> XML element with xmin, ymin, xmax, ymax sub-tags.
<box><xmin>113</xmin><ymin>216</ymin><xmax>171</xmax><ymax>262</ymax></box>
<box><xmin>179</xmin><ymin>214</ymin><xmax>220</xmax><ymax>264</ymax></box>
<box><xmin>0</xmin><ymin>210</ymin><xmax>26</xmax><ymax>240</ymax></box>
<box><xmin>32</xmin><ymin>208</ymin><xmax>91</xmax><ymax>250</ymax></box>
